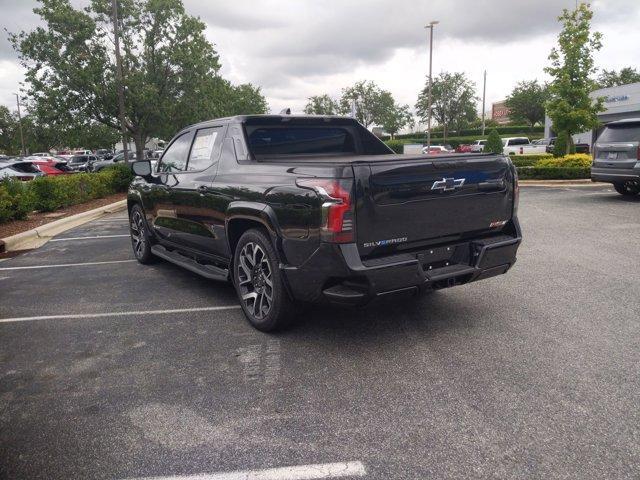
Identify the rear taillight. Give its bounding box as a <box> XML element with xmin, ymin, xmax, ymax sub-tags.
<box><xmin>296</xmin><ymin>178</ymin><xmax>355</xmax><ymax>243</ymax></box>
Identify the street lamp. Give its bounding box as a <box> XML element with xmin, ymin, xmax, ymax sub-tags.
<box><xmin>425</xmin><ymin>20</ymin><xmax>439</xmax><ymax>150</ymax></box>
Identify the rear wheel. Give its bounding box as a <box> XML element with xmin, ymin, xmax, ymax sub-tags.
<box><xmin>129</xmin><ymin>204</ymin><xmax>155</xmax><ymax>264</ymax></box>
<box><xmin>613</xmin><ymin>182</ymin><xmax>640</xmax><ymax>196</ymax></box>
<box><xmin>233</xmin><ymin>229</ymin><xmax>294</xmax><ymax>332</ymax></box>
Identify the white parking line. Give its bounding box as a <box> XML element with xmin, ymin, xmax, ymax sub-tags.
<box><xmin>50</xmin><ymin>234</ymin><xmax>130</xmax><ymax>242</ymax></box>
<box><xmin>0</xmin><ymin>305</ymin><xmax>242</xmax><ymax>324</ymax></box>
<box><xmin>123</xmin><ymin>461</ymin><xmax>366</xmax><ymax>480</ymax></box>
<box><xmin>0</xmin><ymin>259</ymin><xmax>136</xmax><ymax>271</ymax></box>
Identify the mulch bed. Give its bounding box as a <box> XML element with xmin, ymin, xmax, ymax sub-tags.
<box><xmin>0</xmin><ymin>193</ymin><xmax>126</xmax><ymax>240</ymax></box>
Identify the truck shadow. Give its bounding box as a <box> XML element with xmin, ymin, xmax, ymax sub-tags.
<box><xmin>287</xmin><ymin>290</ymin><xmax>483</xmax><ymax>341</ymax></box>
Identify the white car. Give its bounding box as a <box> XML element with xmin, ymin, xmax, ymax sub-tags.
<box><xmin>470</xmin><ymin>140</ymin><xmax>487</xmax><ymax>153</ymax></box>
<box><xmin>73</xmin><ymin>149</ymin><xmax>93</xmax><ymax>156</ymax></box>
<box><xmin>502</xmin><ymin>137</ymin><xmax>547</xmax><ymax>155</ymax></box>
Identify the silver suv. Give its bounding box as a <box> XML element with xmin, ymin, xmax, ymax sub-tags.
<box><xmin>591</xmin><ymin>118</ymin><xmax>640</xmax><ymax>196</ymax></box>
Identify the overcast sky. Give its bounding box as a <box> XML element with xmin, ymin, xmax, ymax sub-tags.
<box><xmin>1</xmin><ymin>0</ymin><xmax>639</xmax><ymax>117</ymax></box>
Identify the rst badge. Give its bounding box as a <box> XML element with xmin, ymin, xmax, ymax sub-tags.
<box><xmin>431</xmin><ymin>177</ymin><xmax>465</xmax><ymax>192</ymax></box>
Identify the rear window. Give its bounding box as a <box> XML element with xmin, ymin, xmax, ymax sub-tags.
<box><xmin>598</xmin><ymin>124</ymin><xmax>640</xmax><ymax>142</ymax></box>
<box><xmin>246</xmin><ymin>126</ymin><xmax>356</xmax><ymax>156</ymax></box>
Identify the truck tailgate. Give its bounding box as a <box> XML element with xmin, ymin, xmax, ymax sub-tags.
<box><xmin>353</xmin><ymin>155</ymin><xmax>516</xmax><ymax>258</ymax></box>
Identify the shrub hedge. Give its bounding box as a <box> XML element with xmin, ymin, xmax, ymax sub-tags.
<box><xmin>515</xmin><ymin>153</ymin><xmax>592</xmax><ymax>180</ymax></box>
<box><xmin>509</xmin><ymin>154</ymin><xmax>553</xmax><ymax>167</ymax></box>
<box><xmin>0</xmin><ymin>163</ymin><xmax>133</xmax><ymax>224</ymax></box>
<box><xmin>517</xmin><ymin>166</ymin><xmax>591</xmax><ymax>180</ymax></box>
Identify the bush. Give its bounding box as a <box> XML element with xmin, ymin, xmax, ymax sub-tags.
<box><xmin>0</xmin><ymin>179</ymin><xmax>34</xmax><ymax>222</ymax></box>
<box><xmin>102</xmin><ymin>163</ymin><xmax>134</xmax><ymax>191</ymax></box>
<box><xmin>553</xmin><ymin>131</ymin><xmax>569</xmax><ymax>157</ymax></box>
<box><xmin>536</xmin><ymin>154</ymin><xmax>592</xmax><ymax>169</ymax></box>
<box><xmin>509</xmin><ymin>154</ymin><xmax>553</xmax><ymax>167</ymax></box>
<box><xmin>0</xmin><ymin>167</ymin><xmax>133</xmax><ymax>224</ymax></box>
<box><xmin>484</xmin><ymin>129</ymin><xmax>504</xmax><ymax>154</ymax></box>
<box><xmin>384</xmin><ymin>140</ymin><xmax>405</xmax><ymax>154</ymax></box>
<box><xmin>517</xmin><ymin>166</ymin><xmax>590</xmax><ymax>180</ymax></box>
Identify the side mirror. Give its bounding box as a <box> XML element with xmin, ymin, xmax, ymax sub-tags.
<box><xmin>132</xmin><ymin>160</ymin><xmax>152</xmax><ymax>177</ymax></box>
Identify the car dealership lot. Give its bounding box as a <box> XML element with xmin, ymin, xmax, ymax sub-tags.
<box><xmin>0</xmin><ymin>185</ymin><xmax>638</xmax><ymax>480</ymax></box>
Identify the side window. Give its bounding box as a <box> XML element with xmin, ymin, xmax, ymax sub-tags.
<box><xmin>158</xmin><ymin>133</ymin><xmax>192</xmax><ymax>173</ymax></box>
<box><xmin>186</xmin><ymin>127</ymin><xmax>223</xmax><ymax>171</ymax></box>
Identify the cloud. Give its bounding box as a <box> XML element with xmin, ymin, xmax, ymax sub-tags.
<box><xmin>1</xmin><ymin>0</ymin><xmax>640</xmax><ymax>114</ymax></box>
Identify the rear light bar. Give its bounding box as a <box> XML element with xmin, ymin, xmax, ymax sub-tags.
<box><xmin>296</xmin><ymin>178</ymin><xmax>355</xmax><ymax>243</ymax></box>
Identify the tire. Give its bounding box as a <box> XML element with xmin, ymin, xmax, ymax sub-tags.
<box><xmin>613</xmin><ymin>182</ymin><xmax>640</xmax><ymax>196</ymax></box>
<box><xmin>129</xmin><ymin>204</ymin><xmax>156</xmax><ymax>264</ymax></box>
<box><xmin>233</xmin><ymin>229</ymin><xmax>294</xmax><ymax>332</ymax></box>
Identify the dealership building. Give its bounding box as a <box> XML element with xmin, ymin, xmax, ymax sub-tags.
<box><xmin>544</xmin><ymin>81</ymin><xmax>640</xmax><ymax>145</ymax></box>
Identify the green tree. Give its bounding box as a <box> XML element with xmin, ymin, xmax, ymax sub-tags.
<box><xmin>10</xmin><ymin>0</ymin><xmax>267</xmax><ymax>160</ymax></box>
<box><xmin>304</xmin><ymin>94</ymin><xmax>339</xmax><ymax>115</ymax></box>
<box><xmin>483</xmin><ymin>129</ymin><xmax>503</xmax><ymax>154</ymax></box>
<box><xmin>552</xmin><ymin>130</ymin><xmax>571</xmax><ymax>157</ymax></box>
<box><xmin>544</xmin><ymin>3</ymin><xmax>604</xmax><ymax>155</ymax></box>
<box><xmin>380</xmin><ymin>104</ymin><xmax>413</xmax><ymax>139</ymax></box>
<box><xmin>596</xmin><ymin>67</ymin><xmax>640</xmax><ymax>89</ymax></box>
<box><xmin>339</xmin><ymin>81</ymin><xmax>393</xmax><ymax>128</ymax></box>
<box><xmin>415</xmin><ymin>72</ymin><xmax>477</xmax><ymax>143</ymax></box>
<box><xmin>505</xmin><ymin>80</ymin><xmax>549</xmax><ymax>130</ymax></box>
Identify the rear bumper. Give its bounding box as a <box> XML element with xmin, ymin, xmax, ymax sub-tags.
<box><xmin>591</xmin><ymin>166</ymin><xmax>640</xmax><ymax>183</ymax></box>
<box><xmin>283</xmin><ymin>220</ymin><xmax>522</xmax><ymax>306</ymax></box>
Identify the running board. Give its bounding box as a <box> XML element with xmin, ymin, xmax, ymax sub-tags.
<box><xmin>151</xmin><ymin>245</ymin><xmax>229</xmax><ymax>281</ymax></box>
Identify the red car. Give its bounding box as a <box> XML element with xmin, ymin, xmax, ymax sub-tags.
<box><xmin>455</xmin><ymin>144</ymin><xmax>473</xmax><ymax>153</ymax></box>
<box><xmin>25</xmin><ymin>156</ymin><xmax>73</xmax><ymax>175</ymax></box>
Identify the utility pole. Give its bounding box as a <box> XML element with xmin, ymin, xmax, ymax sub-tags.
<box><xmin>111</xmin><ymin>0</ymin><xmax>129</xmax><ymax>162</ymax></box>
<box><xmin>481</xmin><ymin>70</ymin><xmax>487</xmax><ymax>136</ymax></box>
<box><xmin>14</xmin><ymin>93</ymin><xmax>26</xmax><ymax>156</ymax></box>
<box><xmin>425</xmin><ymin>21</ymin><xmax>438</xmax><ymax>150</ymax></box>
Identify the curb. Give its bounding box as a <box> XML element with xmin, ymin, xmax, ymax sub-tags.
<box><xmin>0</xmin><ymin>200</ymin><xmax>127</xmax><ymax>253</ymax></box>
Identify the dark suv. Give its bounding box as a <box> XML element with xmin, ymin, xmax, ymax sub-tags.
<box><xmin>591</xmin><ymin>118</ymin><xmax>640</xmax><ymax>195</ymax></box>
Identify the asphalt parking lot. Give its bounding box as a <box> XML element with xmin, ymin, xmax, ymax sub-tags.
<box><xmin>1</xmin><ymin>184</ymin><xmax>639</xmax><ymax>480</ymax></box>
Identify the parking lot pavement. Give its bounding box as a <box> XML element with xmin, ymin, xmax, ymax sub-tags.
<box><xmin>1</xmin><ymin>184</ymin><xmax>639</xmax><ymax>480</ymax></box>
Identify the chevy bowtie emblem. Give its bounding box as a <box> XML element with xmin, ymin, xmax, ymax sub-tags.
<box><xmin>431</xmin><ymin>177</ymin><xmax>465</xmax><ymax>192</ymax></box>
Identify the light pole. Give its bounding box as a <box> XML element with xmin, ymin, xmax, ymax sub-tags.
<box><xmin>425</xmin><ymin>20</ymin><xmax>438</xmax><ymax>150</ymax></box>
<box><xmin>481</xmin><ymin>70</ymin><xmax>487</xmax><ymax>136</ymax></box>
<box><xmin>111</xmin><ymin>0</ymin><xmax>129</xmax><ymax>161</ymax></box>
<box><xmin>14</xmin><ymin>93</ymin><xmax>26</xmax><ymax>156</ymax></box>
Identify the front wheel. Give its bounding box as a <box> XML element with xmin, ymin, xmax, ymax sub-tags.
<box><xmin>233</xmin><ymin>229</ymin><xmax>294</xmax><ymax>332</ymax></box>
<box><xmin>129</xmin><ymin>204</ymin><xmax>155</xmax><ymax>264</ymax></box>
<box><xmin>613</xmin><ymin>182</ymin><xmax>640</xmax><ymax>196</ymax></box>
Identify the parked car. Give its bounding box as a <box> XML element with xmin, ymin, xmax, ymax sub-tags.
<box><xmin>455</xmin><ymin>144</ymin><xmax>473</xmax><ymax>153</ymax></box>
<box><xmin>95</xmin><ymin>149</ymin><xmax>113</xmax><ymax>160</ymax></box>
<box><xmin>542</xmin><ymin>137</ymin><xmax>590</xmax><ymax>155</ymax></box>
<box><xmin>73</xmin><ymin>149</ymin><xmax>94</xmax><ymax>156</ymax></box>
<box><xmin>421</xmin><ymin>145</ymin><xmax>452</xmax><ymax>155</ymax></box>
<box><xmin>591</xmin><ymin>118</ymin><xmax>640</xmax><ymax>195</ymax></box>
<box><xmin>68</xmin><ymin>154</ymin><xmax>98</xmax><ymax>172</ymax></box>
<box><xmin>127</xmin><ymin>114</ymin><xmax>521</xmax><ymax>331</ymax></box>
<box><xmin>0</xmin><ymin>159</ymin><xmax>44</xmax><ymax>180</ymax></box>
<box><xmin>31</xmin><ymin>152</ymin><xmax>52</xmax><ymax>157</ymax></box>
<box><xmin>24</xmin><ymin>156</ymin><xmax>72</xmax><ymax>176</ymax></box>
<box><xmin>470</xmin><ymin>140</ymin><xmax>487</xmax><ymax>153</ymax></box>
<box><xmin>502</xmin><ymin>137</ymin><xmax>547</xmax><ymax>155</ymax></box>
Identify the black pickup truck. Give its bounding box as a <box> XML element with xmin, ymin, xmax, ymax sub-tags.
<box><xmin>128</xmin><ymin>115</ymin><xmax>522</xmax><ymax>331</ymax></box>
